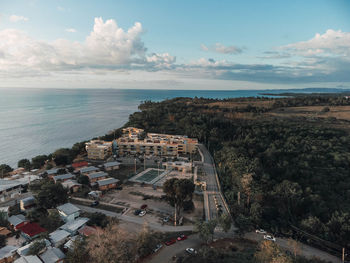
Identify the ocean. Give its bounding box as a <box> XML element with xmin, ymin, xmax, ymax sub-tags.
<box><xmin>0</xmin><ymin>87</ymin><xmax>348</xmax><ymax>167</ymax></box>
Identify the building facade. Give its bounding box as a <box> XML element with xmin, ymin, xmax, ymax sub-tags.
<box><xmin>85</xmin><ymin>140</ymin><xmax>113</xmax><ymax>160</ymax></box>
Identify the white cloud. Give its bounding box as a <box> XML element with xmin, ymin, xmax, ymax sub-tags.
<box><xmin>65</xmin><ymin>28</ymin><xmax>77</xmax><ymax>33</ymax></box>
<box><xmin>9</xmin><ymin>15</ymin><xmax>28</xmax><ymax>22</ymax></box>
<box><xmin>201</xmin><ymin>43</ymin><xmax>242</xmax><ymax>54</ymax></box>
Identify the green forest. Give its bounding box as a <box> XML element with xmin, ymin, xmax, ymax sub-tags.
<box><xmin>126</xmin><ymin>96</ymin><xmax>350</xmax><ymax>252</ymax></box>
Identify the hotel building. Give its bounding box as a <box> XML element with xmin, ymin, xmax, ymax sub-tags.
<box><xmin>85</xmin><ymin>140</ymin><xmax>113</xmax><ymax>160</ymax></box>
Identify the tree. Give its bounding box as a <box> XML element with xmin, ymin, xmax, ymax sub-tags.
<box><xmin>30</xmin><ymin>180</ymin><xmax>68</xmax><ymax>209</ymax></box>
<box><xmin>163</xmin><ymin>178</ymin><xmax>195</xmax><ymax>224</ymax></box>
<box><xmin>0</xmin><ymin>235</ymin><xmax>6</xmax><ymax>248</ymax></box>
<box><xmin>39</xmin><ymin>209</ymin><xmax>63</xmax><ymax>232</ymax></box>
<box><xmin>65</xmin><ymin>237</ymin><xmax>89</xmax><ymax>263</ymax></box>
<box><xmin>287</xmin><ymin>238</ymin><xmax>301</xmax><ymax>259</ymax></box>
<box><xmin>77</xmin><ymin>175</ymin><xmax>90</xmax><ymax>185</ymax></box>
<box><xmin>31</xmin><ymin>155</ymin><xmax>48</xmax><ymax>169</ymax></box>
<box><xmin>195</xmin><ymin>219</ymin><xmax>217</xmax><ymax>244</ymax></box>
<box><xmin>136</xmin><ymin>225</ymin><xmax>160</xmax><ymax>258</ymax></box>
<box><xmin>53</xmin><ymin>148</ymin><xmax>75</xmax><ymax>166</ymax></box>
<box><xmin>28</xmin><ymin>240</ymin><xmax>46</xmax><ymax>255</ymax></box>
<box><xmin>18</xmin><ymin>159</ymin><xmax>31</xmax><ymax>170</ymax></box>
<box><xmin>87</xmin><ymin>212</ymin><xmax>109</xmax><ymax>228</ymax></box>
<box><xmin>0</xmin><ymin>164</ymin><xmax>13</xmax><ymax>178</ymax></box>
<box><xmin>218</xmin><ymin>213</ymin><xmax>232</xmax><ymax>232</ymax></box>
<box><xmin>0</xmin><ymin>212</ymin><xmax>8</xmax><ymax>227</ymax></box>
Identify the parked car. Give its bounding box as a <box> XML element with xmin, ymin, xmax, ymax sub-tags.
<box><xmin>153</xmin><ymin>244</ymin><xmax>163</xmax><ymax>253</ymax></box>
<box><xmin>255</xmin><ymin>229</ymin><xmax>267</xmax><ymax>234</ymax></box>
<box><xmin>186</xmin><ymin>248</ymin><xmax>197</xmax><ymax>254</ymax></box>
<box><xmin>90</xmin><ymin>201</ymin><xmax>99</xmax><ymax>207</ymax></box>
<box><xmin>134</xmin><ymin>209</ymin><xmax>142</xmax><ymax>215</ymax></box>
<box><xmin>263</xmin><ymin>235</ymin><xmax>276</xmax><ymax>242</ymax></box>
<box><xmin>163</xmin><ymin>216</ymin><xmax>170</xmax><ymax>223</ymax></box>
<box><xmin>139</xmin><ymin>210</ymin><xmax>146</xmax><ymax>217</ymax></box>
<box><xmin>140</xmin><ymin>204</ymin><xmax>148</xmax><ymax>209</ymax></box>
<box><xmin>177</xmin><ymin>234</ymin><xmax>187</xmax><ymax>241</ymax></box>
<box><xmin>165</xmin><ymin>239</ymin><xmax>176</xmax><ymax>246</ymax></box>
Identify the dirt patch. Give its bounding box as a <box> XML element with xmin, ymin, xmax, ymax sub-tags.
<box><xmin>210</xmin><ymin>238</ymin><xmax>257</xmax><ymax>251</ymax></box>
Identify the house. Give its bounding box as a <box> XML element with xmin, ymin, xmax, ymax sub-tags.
<box><xmin>52</xmin><ymin>173</ymin><xmax>75</xmax><ymax>183</ymax></box>
<box><xmin>14</xmin><ymin>255</ymin><xmax>42</xmax><ymax>263</ymax></box>
<box><xmin>20</xmin><ymin>196</ymin><xmax>36</xmax><ymax>212</ymax></box>
<box><xmin>71</xmin><ymin>161</ymin><xmax>88</xmax><ymax>170</ymax></box>
<box><xmin>85</xmin><ymin>140</ymin><xmax>113</xmax><ymax>160</ymax></box>
<box><xmin>59</xmin><ymin>217</ymin><xmax>89</xmax><ymax>235</ymax></box>
<box><xmin>0</xmin><ymin>227</ymin><xmax>11</xmax><ymax>237</ymax></box>
<box><xmin>87</xmin><ymin>191</ymin><xmax>102</xmax><ymax>200</ymax></box>
<box><xmin>57</xmin><ymin>203</ymin><xmax>80</xmax><ymax>222</ymax></box>
<box><xmin>103</xmin><ymin>161</ymin><xmax>121</xmax><ymax>171</ymax></box>
<box><xmin>8</xmin><ymin>215</ymin><xmax>27</xmax><ymax>230</ymax></box>
<box><xmin>96</xmin><ymin>178</ymin><xmax>119</xmax><ymax>191</ymax></box>
<box><xmin>163</xmin><ymin>161</ymin><xmax>192</xmax><ymax>173</ymax></box>
<box><xmin>46</xmin><ymin>168</ymin><xmax>59</xmax><ymax>177</ymax></box>
<box><xmin>61</xmin><ymin>180</ymin><xmax>81</xmax><ymax>193</ymax></box>
<box><xmin>86</xmin><ymin>172</ymin><xmax>108</xmax><ymax>183</ymax></box>
<box><xmin>79</xmin><ymin>166</ymin><xmax>99</xmax><ymax>176</ymax></box>
<box><xmin>49</xmin><ymin>229</ymin><xmax>71</xmax><ymax>247</ymax></box>
<box><xmin>0</xmin><ymin>179</ymin><xmax>23</xmax><ymax>202</ymax></box>
<box><xmin>17</xmin><ymin>239</ymin><xmax>51</xmax><ymax>256</ymax></box>
<box><xmin>18</xmin><ymin>222</ymin><xmax>46</xmax><ymax>240</ymax></box>
<box><xmin>39</xmin><ymin>247</ymin><xmax>65</xmax><ymax>263</ymax></box>
<box><xmin>0</xmin><ymin>207</ymin><xmax>10</xmax><ymax>219</ymax></box>
<box><xmin>0</xmin><ymin>245</ymin><xmax>17</xmax><ymax>263</ymax></box>
<box><xmin>78</xmin><ymin>225</ymin><xmax>98</xmax><ymax>237</ymax></box>
<box><xmin>63</xmin><ymin>235</ymin><xmax>80</xmax><ymax>251</ymax></box>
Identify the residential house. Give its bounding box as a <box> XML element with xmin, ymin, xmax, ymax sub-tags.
<box><xmin>63</xmin><ymin>235</ymin><xmax>79</xmax><ymax>251</ymax></box>
<box><xmin>103</xmin><ymin>161</ymin><xmax>121</xmax><ymax>171</ymax></box>
<box><xmin>0</xmin><ymin>207</ymin><xmax>10</xmax><ymax>219</ymax></box>
<box><xmin>20</xmin><ymin>196</ymin><xmax>36</xmax><ymax>212</ymax></box>
<box><xmin>17</xmin><ymin>239</ymin><xmax>51</xmax><ymax>256</ymax></box>
<box><xmin>14</xmin><ymin>255</ymin><xmax>42</xmax><ymax>263</ymax></box>
<box><xmin>0</xmin><ymin>245</ymin><xmax>17</xmax><ymax>263</ymax></box>
<box><xmin>86</xmin><ymin>172</ymin><xmax>108</xmax><ymax>183</ymax></box>
<box><xmin>18</xmin><ymin>223</ymin><xmax>46</xmax><ymax>240</ymax></box>
<box><xmin>57</xmin><ymin>203</ymin><xmax>80</xmax><ymax>222</ymax></box>
<box><xmin>61</xmin><ymin>180</ymin><xmax>81</xmax><ymax>193</ymax></box>
<box><xmin>163</xmin><ymin>161</ymin><xmax>192</xmax><ymax>173</ymax></box>
<box><xmin>0</xmin><ymin>179</ymin><xmax>23</xmax><ymax>202</ymax></box>
<box><xmin>72</xmin><ymin>161</ymin><xmax>88</xmax><ymax>170</ymax></box>
<box><xmin>79</xmin><ymin>166</ymin><xmax>99</xmax><ymax>176</ymax></box>
<box><xmin>52</xmin><ymin>173</ymin><xmax>75</xmax><ymax>183</ymax></box>
<box><xmin>8</xmin><ymin>215</ymin><xmax>27</xmax><ymax>230</ymax></box>
<box><xmin>49</xmin><ymin>229</ymin><xmax>71</xmax><ymax>247</ymax></box>
<box><xmin>39</xmin><ymin>247</ymin><xmax>65</xmax><ymax>263</ymax></box>
<box><xmin>46</xmin><ymin>168</ymin><xmax>59</xmax><ymax>178</ymax></box>
<box><xmin>96</xmin><ymin>178</ymin><xmax>119</xmax><ymax>191</ymax></box>
<box><xmin>78</xmin><ymin>225</ymin><xmax>98</xmax><ymax>237</ymax></box>
<box><xmin>0</xmin><ymin>227</ymin><xmax>11</xmax><ymax>237</ymax></box>
<box><xmin>59</xmin><ymin>217</ymin><xmax>89</xmax><ymax>235</ymax></box>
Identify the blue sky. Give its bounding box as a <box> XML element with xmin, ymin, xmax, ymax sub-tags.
<box><xmin>0</xmin><ymin>0</ymin><xmax>350</xmax><ymax>89</ymax></box>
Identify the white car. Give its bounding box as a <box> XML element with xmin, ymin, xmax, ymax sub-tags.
<box><xmin>186</xmin><ymin>248</ymin><xmax>197</xmax><ymax>254</ymax></box>
<box><xmin>153</xmin><ymin>244</ymin><xmax>163</xmax><ymax>253</ymax></box>
<box><xmin>255</xmin><ymin>229</ymin><xmax>267</xmax><ymax>234</ymax></box>
<box><xmin>139</xmin><ymin>210</ymin><xmax>146</xmax><ymax>217</ymax></box>
<box><xmin>263</xmin><ymin>235</ymin><xmax>276</xmax><ymax>242</ymax></box>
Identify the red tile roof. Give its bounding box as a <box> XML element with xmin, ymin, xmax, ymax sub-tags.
<box><xmin>18</xmin><ymin>222</ymin><xmax>46</xmax><ymax>237</ymax></box>
<box><xmin>72</xmin><ymin>161</ymin><xmax>88</xmax><ymax>169</ymax></box>
<box><xmin>78</xmin><ymin>225</ymin><xmax>99</xmax><ymax>237</ymax></box>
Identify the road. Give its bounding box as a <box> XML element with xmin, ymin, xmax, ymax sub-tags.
<box><xmin>197</xmin><ymin>144</ymin><xmax>230</xmax><ymax>221</ymax></box>
<box><xmin>149</xmin><ymin>234</ymin><xmax>201</xmax><ymax>263</ymax></box>
<box><xmin>76</xmin><ymin>204</ymin><xmax>194</xmax><ymax>232</ymax></box>
<box><xmin>245</xmin><ymin>232</ymin><xmax>341</xmax><ymax>263</ymax></box>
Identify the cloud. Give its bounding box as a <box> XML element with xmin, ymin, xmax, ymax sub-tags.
<box><xmin>201</xmin><ymin>43</ymin><xmax>242</xmax><ymax>54</ymax></box>
<box><xmin>9</xmin><ymin>15</ymin><xmax>28</xmax><ymax>22</ymax></box>
<box><xmin>65</xmin><ymin>28</ymin><xmax>77</xmax><ymax>33</ymax></box>
<box><xmin>0</xmin><ymin>17</ymin><xmax>175</xmax><ymax>75</ymax></box>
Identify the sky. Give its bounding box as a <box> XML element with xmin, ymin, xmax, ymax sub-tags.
<box><xmin>0</xmin><ymin>0</ymin><xmax>350</xmax><ymax>90</ymax></box>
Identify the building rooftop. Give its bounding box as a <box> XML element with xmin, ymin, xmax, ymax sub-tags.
<box><xmin>103</xmin><ymin>161</ymin><xmax>121</xmax><ymax>168</ymax></box>
<box><xmin>57</xmin><ymin>203</ymin><xmax>80</xmax><ymax>215</ymax></box>
<box><xmin>78</xmin><ymin>225</ymin><xmax>98</xmax><ymax>237</ymax></box>
<box><xmin>18</xmin><ymin>222</ymin><xmax>46</xmax><ymax>237</ymax></box>
<box><xmin>96</xmin><ymin>177</ymin><xmax>119</xmax><ymax>186</ymax></box>
<box><xmin>14</xmin><ymin>255</ymin><xmax>42</xmax><ymax>263</ymax></box>
<box><xmin>53</xmin><ymin>173</ymin><xmax>75</xmax><ymax>182</ymax></box>
<box><xmin>46</xmin><ymin>168</ymin><xmax>59</xmax><ymax>175</ymax></box>
<box><xmin>72</xmin><ymin>161</ymin><xmax>88</xmax><ymax>169</ymax></box>
<box><xmin>88</xmin><ymin>172</ymin><xmax>108</xmax><ymax>179</ymax></box>
<box><xmin>40</xmin><ymin>247</ymin><xmax>65</xmax><ymax>263</ymax></box>
<box><xmin>8</xmin><ymin>214</ymin><xmax>26</xmax><ymax>227</ymax></box>
<box><xmin>80</xmin><ymin>166</ymin><xmax>99</xmax><ymax>173</ymax></box>
<box><xmin>49</xmin><ymin>229</ymin><xmax>70</xmax><ymax>245</ymax></box>
<box><xmin>60</xmin><ymin>217</ymin><xmax>89</xmax><ymax>233</ymax></box>
<box><xmin>61</xmin><ymin>180</ymin><xmax>81</xmax><ymax>189</ymax></box>
<box><xmin>17</xmin><ymin>239</ymin><xmax>50</xmax><ymax>256</ymax></box>
<box><xmin>0</xmin><ymin>245</ymin><xmax>17</xmax><ymax>260</ymax></box>
<box><xmin>20</xmin><ymin>196</ymin><xmax>36</xmax><ymax>205</ymax></box>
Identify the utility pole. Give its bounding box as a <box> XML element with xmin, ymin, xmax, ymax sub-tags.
<box><xmin>174</xmin><ymin>203</ymin><xmax>177</xmax><ymax>227</ymax></box>
<box><xmin>134</xmin><ymin>158</ymin><xmax>136</xmax><ymax>174</ymax></box>
<box><xmin>342</xmin><ymin>247</ymin><xmax>345</xmax><ymax>263</ymax></box>
<box><xmin>238</xmin><ymin>191</ymin><xmax>241</xmax><ymax>206</ymax></box>
<box><xmin>144</xmin><ymin>154</ymin><xmax>146</xmax><ymax>171</ymax></box>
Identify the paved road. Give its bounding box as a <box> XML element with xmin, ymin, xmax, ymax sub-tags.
<box><xmin>149</xmin><ymin>234</ymin><xmax>201</xmax><ymax>263</ymax></box>
<box><xmin>197</xmin><ymin>144</ymin><xmax>230</xmax><ymax>221</ymax></box>
<box><xmin>245</xmin><ymin>232</ymin><xmax>341</xmax><ymax>263</ymax></box>
<box><xmin>76</xmin><ymin>204</ymin><xmax>194</xmax><ymax>232</ymax></box>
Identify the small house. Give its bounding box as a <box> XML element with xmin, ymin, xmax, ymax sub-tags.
<box><xmin>72</xmin><ymin>161</ymin><xmax>88</xmax><ymax>170</ymax></box>
<box><xmin>49</xmin><ymin>229</ymin><xmax>71</xmax><ymax>247</ymax></box>
<box><xmin>0</xmin><ymin>227</ymin><xmax>11</xmax><ymax>237</ymax></box>
<box><xmin>46</xmin><ymin>168</ymin><xmax>59</xmax><ymax>178</ymax></box>
<box><xmin>53</xmin><ymin>173</ymin><xmax>75</xmax><ymax>183</ymax></box>
<box><xmin>0</xmin><ymin>245</ymin><xmax>17</xmax><ymax>263</ymax></box>
<box><xmin>61</xmin><ymin>180</ymin><xmax>81</xmax><ymax>193</ymax></box>
<box><xmin>59</xmin><ymin>217</ymin><xmax>89</xmax><ymax>235</ymax></box>
<box><xmin>87</xmin><ymin>172</ymin><xmax>108</xmax><ymax>183</ymax></box>
<box><xmin>80</xmin><ymin>166</ymin><xmax>99</xmax><ymax>176</ymax></box>
<box><xmin>14</xmin><ymin>255</ymin><xmax>42</xmax><ymax>263</ymax></box>
<box><xmin>57</xmin><ymin>203</ymin><xmax>80</xmax><ymax>222</ymax></box>
<box><xmin>20</xmin><ymin>196</ymin><xmax>36</xmax><ymax>212</ymax></box>
<box><xmin>39</xmin><ymin>247</ymin><xmax>65</xmax><ymax>263</ymax></box>
<box><xmin>103</xmin><ymin>161</ymin><xmax>121</xmax><ymax>171</ymax></box>
<box><xmin>17</xmin><ymin>239</ymin><xmax>51</xmax><ymax>256</ymax></box>
<box><xmin>8</xmin><ymin>214</ymin><xmax>27</xmax><ymax>230</ymax></box>
<box><xmin>96</xmin><ymin>178</ymin><xmax>119</xmax><ymax>191</ymax></box>
<box><xmin>18</xmin><ymin>222</ymin><xmax>46</xmax><ymax>240</ymax></box>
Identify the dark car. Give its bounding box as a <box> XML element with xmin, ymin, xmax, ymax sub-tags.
<box><xmin>140</xmin><ymin>204</ymin><xmax>148</xmax><ymax>209</ymax></box>
<box><xmin>90</xmin><ymin>201</ymin><xmax>99</xmax><ymax>207</ymax></box>
<box><xmin>165</xmin><ymin>239</ymin><xmax>176</xmax><ymax>246</ymax></box>
<box><xmin>134</xmin><ymin>209</ymin><xmax>142</xmax><ymax>215</ymax></box>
